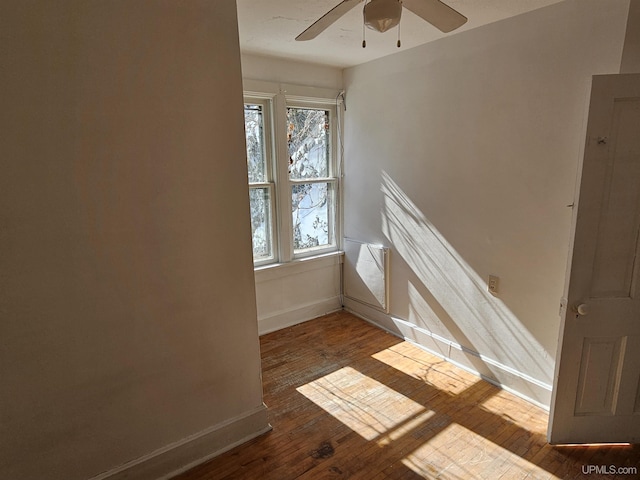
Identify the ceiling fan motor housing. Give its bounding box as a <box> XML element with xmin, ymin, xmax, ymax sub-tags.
<box><xmin>364</xmin><ymin>0</ymin><xmax>402</xmax><ymax>33</ymax></box>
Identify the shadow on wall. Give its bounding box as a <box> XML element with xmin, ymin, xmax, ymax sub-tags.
<box><xmin>379</xmin><ymin>171</ymin><xmax>553</xmax><ymax>399</ymax></box>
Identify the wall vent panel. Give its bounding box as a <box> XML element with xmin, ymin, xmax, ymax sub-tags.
<box><xmin>343</xmin><ymin>238</ymin><xmax>389</xmax><ymax>313</ymax></box>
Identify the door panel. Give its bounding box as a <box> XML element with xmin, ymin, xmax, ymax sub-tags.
<box><xmin>548</xmin><ymin>74</ymin><xmax>640</xmax><ymax>444</ymax></box>
<box><xmin>574</xmin><ymin>336</ymin><xmax>625</xmax><ymax>416</ymax></box>
<box><xmin>590</xmin><ymin>99</ymin><xmax>640</xmax><ymax>298</ymax></box>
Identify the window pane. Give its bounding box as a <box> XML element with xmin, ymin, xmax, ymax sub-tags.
<box><xmin>287</xmin><ymin>107</ymin><xmax>329</xmax><ymax>180</ymax></box>
<box><xmin>292</xmin><ymin>183</ymin><xmax>333</xmax><ymax>251</ymax></box>
<box><xmin>249</xmin><ymin>187</ymin><xmax>272</xmax><ymax>261</ymax></box>
<box><xmin>244</xmin><ymin>104</ymin><xmax>266</xmax><ymax>183</ymax></box>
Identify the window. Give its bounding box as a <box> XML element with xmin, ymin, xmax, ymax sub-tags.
<box><xmin>244</xmin><ymin>91</ymin><xmax>340</xmax><ymax>265</ymax></box>
<box><xmin>288</xmin><ymin>105</ymin><xmax>337</xmax><ymax>254</ymax></box>
<box><xmin>244</xmin><ymin>101</ymin><xmax>275</xmax><ymax>264</ymax></box>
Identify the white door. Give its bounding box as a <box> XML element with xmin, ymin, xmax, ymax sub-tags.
<box><xmin>548</xmin><ymin>74</ymin><xmax>640</xmax><ymax>444</ymax></box>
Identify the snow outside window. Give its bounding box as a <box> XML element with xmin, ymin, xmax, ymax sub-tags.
<box><xmin>287</xmin><ymin>106</ymin><xmax>336</xmax><ymax>254</ymax></box>
<box><xmin>244</xmin><ymin>95</ymin><xmax>339</xmax><ymax>265</ymax></box>
<box><xmin>245</xmin><ymin>101</ymin><xmax>275</xmax><ymax>264</ymax></box>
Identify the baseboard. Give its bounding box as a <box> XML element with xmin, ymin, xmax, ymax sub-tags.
<box><xmin>344</xmin><ymin>299</ymin><xmax>552</xmax><ymax>410</ymax></box>
<box><xmin>89</xmin><ymin>404</ymin><xmax>271</xmax><ymax>480</ymax></box>
<box><xmin>258</xmin><ymin>296</ymin><xmax>343</xmax><ymax>335</ymax></box>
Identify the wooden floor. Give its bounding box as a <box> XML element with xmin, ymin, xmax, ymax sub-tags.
<box><xmin>175</xmin><ymin>311</ymin><xmax>639</xmax><ymax>479</ymax></box>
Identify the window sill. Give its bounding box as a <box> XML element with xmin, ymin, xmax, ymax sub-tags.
<box><xmin>254</xmin><ymin>251</ymin><xmax>344</xmax><ymax>283</ymax></box>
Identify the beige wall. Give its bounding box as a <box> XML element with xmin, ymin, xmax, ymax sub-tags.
<box><xmin>0</xmin><ymin>1</ymin><xmax>267</xmax><ymax>479</ymax></box>
<box><xmin>621</xmin><ymin>0</ymin><xmax>640</xmax><ymax>73</ymax></box>
<box><xmin>342</xmin><ymin>0</ymin><xmax>630</xmax><ymax>406</ymax></box>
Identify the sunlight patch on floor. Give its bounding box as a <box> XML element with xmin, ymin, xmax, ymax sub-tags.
<box><xmin>377</xmin><ymin>409</ymin><xmax>436</xmax><ymax>447</ymax></box>
<box><xmin>480</xmin><ymin>390</ymin><xmax>548</xmax><ymax>434</ymax></box>
<box><xmin>296</xmin><ymin>366</ymin><xmax>433</xmax><ymax>442</ymax></box>
<box><xmin>401</xmin><ymin>423</ymin><xmax>560</xmax><ymax>480</ymax></box>
<box><xmin>372</xmin><ymin>342</ymin><xmax>474</xmax><ymax>396</ymax></box>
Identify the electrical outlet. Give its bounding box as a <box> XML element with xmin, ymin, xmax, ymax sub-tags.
<box><xmin>488</xmin><ymin>275</ymin><xmax>499</xmax><ymax>296</ymax></box>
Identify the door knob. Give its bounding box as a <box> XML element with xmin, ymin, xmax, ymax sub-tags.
<box><xmin>574</xmin><ymin>303</ymin><xmax>589</xmax><ymax>316</ymax></box>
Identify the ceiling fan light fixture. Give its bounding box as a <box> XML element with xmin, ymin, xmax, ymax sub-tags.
<box><xmin>364</xmin><ymin>0</ymin><xmax>402</xmax><ymax>33</ymax></box>
<box><xmin>295</xmin><ymin>0</ymin><xmax>467</xmax><ymax>43</ymax></box>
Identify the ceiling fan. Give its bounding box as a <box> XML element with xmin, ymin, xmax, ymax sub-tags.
<box><xmin>295</xmin><ymin>0</ymin><xmax>467</xmax><ymax>46</ymax></box>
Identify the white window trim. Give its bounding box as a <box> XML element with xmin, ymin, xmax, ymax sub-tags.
<box><xmin>254</xmin><ymin>250</ymin><xmax>344</xmax><ymax>284</ymax></box>
<box><xmin>244</xmin><ymin>80</ymin><xmax>344</xmax><ymax>267</ymax></box>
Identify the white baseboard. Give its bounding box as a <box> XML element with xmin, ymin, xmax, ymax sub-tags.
<box><xmin>89</xmin><ymin>404</ymin><xmax>271</xmax><ymax>480</ymax></box>
<box><xmin>258</xmin><ymin>296</ymin><xmax>343</xmax><ymax>335</ymax></box>
<box><xmin>344</xmin><ymin>298</ymin><xmax>552</xmax><ymax>410</ymax></box>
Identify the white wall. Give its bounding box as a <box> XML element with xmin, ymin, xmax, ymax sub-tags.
<box><xmin>0</xmin><ymin>2</ymin><xmax>268</xmax><ymax>479</ymax></box>
<box><xmin>342</xmin><ymin>0</ymin><xmax>630</xmax><ymax>406</ymax></box>
<box><xmin>241</xmin><ymin>54</ymin><xmax>345</xmax><ymax>333</ymax></box>
<box><xmin>255</xmin><ymin>254</ymin><xmax>343</xmax><ymax>335</ymax></box>
<box><xmin>242</xmin><ymin>53</ymin><xmax>344</xmax><ymax>90</ymax></box>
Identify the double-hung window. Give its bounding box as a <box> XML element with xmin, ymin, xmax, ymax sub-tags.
<box><xmin>244</xmin><ymin>100</ymin><xmax>275</xmax><ymax>265</ymax></box>
<box><xmin>288</xmin><ymin>104</ymin><xmax>337</xmax><ymax>255</ymax></box>
<box><xmin>244</xmin><ymin>89</ymin><xmax>340</xmax><ymax>265</ymax></box>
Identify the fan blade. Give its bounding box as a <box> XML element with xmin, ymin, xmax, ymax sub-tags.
<box><xmin>296</xmin><ymin>0</ymin><xmax>364</xmax><ymax>41</ymax></box>
<box><xmin>402</xmin><ymin>0</ymin><xmax>467</xmax><ymax>33</ymax></box>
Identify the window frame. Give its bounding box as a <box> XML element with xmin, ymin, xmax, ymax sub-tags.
<box><xmin>244</xmin><ymin>97</ymin><xmax>277</xmax><ymax>267</ymax></box>
<box><xmin>286</xmin><ymin>100</ymin><xmax>339</xmax><ymax>259</ymax></box>
<box><xmin>243</xmin><ymin>81</ymin><xmax>343</xmax><ymax>267</ymax></box>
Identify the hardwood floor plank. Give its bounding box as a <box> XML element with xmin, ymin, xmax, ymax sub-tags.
<box><xmin>173</xmin><ymin>311</ymin><xmax>640</xmax><ymax>480</ymax></box>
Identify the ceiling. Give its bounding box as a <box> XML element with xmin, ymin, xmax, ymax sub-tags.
<box><xmin>236</xmin><ymin>0</ymin><xmax>565</xmax><ymax>68</ymax></box>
